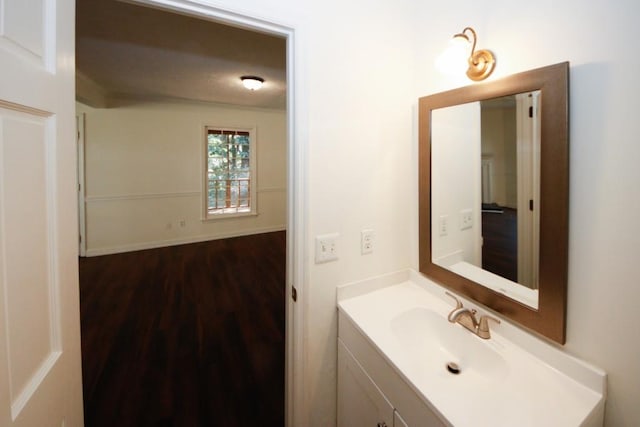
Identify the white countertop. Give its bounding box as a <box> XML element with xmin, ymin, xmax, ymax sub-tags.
<box><xmin>337</xmin><ymin>270</ymin><xmax>606</xmax><ymax>427</ymax></box>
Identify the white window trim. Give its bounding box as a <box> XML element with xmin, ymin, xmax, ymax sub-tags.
<box><xmin>202</xmin><ymin>125</ymin><xmax>257</xmax><ymax>220</ymax></box>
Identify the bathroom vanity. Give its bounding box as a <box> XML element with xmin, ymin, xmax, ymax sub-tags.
<box><xmin>338</xmin><ymin>61</ymin><xmax>604</xmax><ymax>426</ymax></box>
<box><xmin>337</xmin><ymin>270</ymin><xmax>606</xmax><ymax>427</ymax></box>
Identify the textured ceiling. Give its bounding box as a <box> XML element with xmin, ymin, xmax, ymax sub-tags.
<box><xmin>76</xmin><ymin>0</ymin><xmax>287</xmax><ymax>109</ymax></box>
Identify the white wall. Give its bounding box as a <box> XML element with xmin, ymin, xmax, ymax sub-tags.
<box><xmin>77</xmin><ymin>99</ymin><xmax>286</xmax><ymax>255</ymax></box>
<box><xmin>122</xmin><ymin>0</ymin><xmax>640</xmax><ymax>425</ymax></box>
<box><xmin>431</xmin><ymin>103</ymin><xmax>482</xmax><ymax>266</ymax></box>
<box><xmin>301</xmin><ymin>2</ymin><xmax>417</xmax><ymax>424</ymax></box>
<box><xmin>413</xmin><ymin>1</ymin><xmax>640</xmax><ymax>425</ymax></box>
<box><xmin>481</xmin><ymin>103</ymin><xmax>517</xmax><ymax>208</ymax></box>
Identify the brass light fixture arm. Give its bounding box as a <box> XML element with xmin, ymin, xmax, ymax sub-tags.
<box><xmin>453</xmin><ymin>26</ymin><xmax>496</xmax><ymax>81</ymax></box>
<box><xmin>462</xmin><ymin>27</ymin><xmax>478</xmax><ymax>58</ymax></box>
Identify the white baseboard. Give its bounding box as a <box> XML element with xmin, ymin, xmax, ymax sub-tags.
<box><xmin>84</xmin><ymin>225</ymin><xmax>286</xmax><ymax>257</ymax></box>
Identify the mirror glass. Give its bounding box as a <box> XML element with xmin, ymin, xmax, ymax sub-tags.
<box><xmin>419</xmin><ymin>62</ymin><xmax>569</xmax><ymax>344</ymax></box>
<box><xmin>431</xmin><ymin>91</ymin><xmax>541</xmax><ymax>309</ymax></box>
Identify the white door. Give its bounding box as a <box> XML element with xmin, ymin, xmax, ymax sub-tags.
<box><xmin>0</xmin><ymin>0</ymin><xmax>84</xmax><ymax>426</ymax></box>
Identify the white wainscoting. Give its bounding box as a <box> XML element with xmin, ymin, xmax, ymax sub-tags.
<box><xmin>77</xmin><ymin>99</ymin><xmax>287</xmax><ymax>256</ymax></box>
<box><xmin>85</xmin><ymin>188</ymin><xmax>286</xmax><ymax>256</ymax></box>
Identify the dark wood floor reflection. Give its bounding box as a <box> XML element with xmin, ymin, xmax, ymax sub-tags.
<box><xmin>79</xmin><ymin>231</ymin><xmax>285</xmax><ymax>427</ymax></box>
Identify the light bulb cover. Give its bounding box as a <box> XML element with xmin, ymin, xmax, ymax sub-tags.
<box><xmin>241</xmin><ymin>76</ymin><xmax>264</xmax><ymax>90</ymax></box>
<box><xmin>436</xmin><ymin>37</ymin><xmax>470</xmax><ymax>75</ymax></box>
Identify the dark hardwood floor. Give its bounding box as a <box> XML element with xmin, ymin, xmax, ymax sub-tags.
<box><xmin>79</xmin><ymin>231</ymin><xmax>286</xmax><ymax>427</ymax></box>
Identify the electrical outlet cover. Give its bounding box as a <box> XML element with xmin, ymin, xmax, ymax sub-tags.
<box><xmin>460</xmin><ymin>209</ymin><xmax>473</xmax><ymax>230</ymax></box>
<box><xmin>361</xmin><ymin>229</ymin><xmax>374</xmax><ymax>254</ymax></box>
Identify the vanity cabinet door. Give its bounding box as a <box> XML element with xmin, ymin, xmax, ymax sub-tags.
<box><xmin>338</xmin><ymin>340</ymin><xmax>394</xmax><ymax>427</ymax></box>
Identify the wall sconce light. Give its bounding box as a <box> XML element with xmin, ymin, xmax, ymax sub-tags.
<box><xmin>452</xmin><ymin>27</ymin><xmax>496</xmax><ymax>81</ymax></box>
<box><xmin>241</xmin><ymin>76</ymin><xmax>264</xmax><ymax>90</ymax></box>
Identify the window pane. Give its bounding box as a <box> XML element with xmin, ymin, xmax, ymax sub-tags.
<box><xmin>235</xmin><ymin>135</ymin><xmax>250</xmax><ymax>145</ymax></box>
<box><xmin>206</xmin><ymin>128</ymin><xmax>252</xmax><ymax>215</ymax></box>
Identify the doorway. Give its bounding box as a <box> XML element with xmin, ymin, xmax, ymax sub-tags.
<box><xmin>75</xmin><ymin>0</ymin><xmax>300</xmax><ymax>424</ymax></box>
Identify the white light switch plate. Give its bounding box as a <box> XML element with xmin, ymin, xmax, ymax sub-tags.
<box><xmin>315</xmin><ymin>233</ymin><xmax>339</xmax><ymax>263</ymax></box>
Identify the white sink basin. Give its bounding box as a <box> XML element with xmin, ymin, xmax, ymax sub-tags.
<box><xmin>337</xmin><ymin>272</ymin><xmax>606</xmax><ymax>426</ymax></box>
<box><xmin>390</xmin><ymin>307</ymin><xmax>508</xmax><ymax>384</ymax></box>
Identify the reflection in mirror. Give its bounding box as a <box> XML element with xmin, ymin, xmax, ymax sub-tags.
<box><xmin>430</xmin><ymin>92</ymin><xmax>541</xmax><ymax>309</ymax></box>
<box><xmin>482</xmin><ymin>92</ymin><xmax>540</xmax><ymax>292</ymax></box>
<box><xmin>419</xmin><ymin>62</ymin><xmax>569</xmax><ymax>344</ymax></box>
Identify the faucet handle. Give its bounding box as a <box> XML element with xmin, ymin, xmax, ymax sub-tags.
<box><xmin>477</xmin><ymin>315</ymin><xmax>501</xmax><ymax>339</ymax></box>
<box><xmin>445</xmin><ymin>291</ymin><xmax>463</xmax><ymax>309</ymax></box>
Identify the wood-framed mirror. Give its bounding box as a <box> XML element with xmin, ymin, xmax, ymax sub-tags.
<box><xmin>418</xmin><ymin>62</ymin><xmax>569</xmax><ymax>343</ymax></box>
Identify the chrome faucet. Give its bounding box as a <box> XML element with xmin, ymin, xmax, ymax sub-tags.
<box><xmin>445</xmin><ymin>292</ymin><xmax>501</xmax><ymax>339</ymax></box>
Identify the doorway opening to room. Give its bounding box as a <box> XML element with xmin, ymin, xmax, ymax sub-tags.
<box><xmin>75</xmin><ymin>1</ymin><xmax>297</xmax><ymax>425</ymax></box>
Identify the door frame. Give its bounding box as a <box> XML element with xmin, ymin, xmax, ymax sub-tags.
<box><xmin>77</xmin><ymin>113</ymin><xmax>87</xmax><ymax>257</ymax></box>
<box><xmin>515</xmin><ymin>92</ymin><xmax>541</xmax><ymax>289</ymax></box>
<box><xmin>120</xmin><ymin>1</ymin><xmax>305</xmax><ymax>425</ymax></box>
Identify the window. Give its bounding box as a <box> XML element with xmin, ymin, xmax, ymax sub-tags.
<box><xmin>204</xmin><ymin>127</ymin><xmax>256</xmax><ymax>218</ymax></box>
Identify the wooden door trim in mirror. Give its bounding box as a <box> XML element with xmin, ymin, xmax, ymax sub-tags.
<box><xmin>419</xmin><ymin>62</ymin><xmax>569</xmax><ymax>344</ymax></box>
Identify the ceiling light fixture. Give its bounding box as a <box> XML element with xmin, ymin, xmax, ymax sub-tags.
<box><xmin>451</xmin><ymin>27</ymin><xmax>495</xmax><ymax>81</ymax></box>
<box><xmin>241</xmin><ymin>76</ymin><xmax>264</xmax><ymax>90</ymax></box>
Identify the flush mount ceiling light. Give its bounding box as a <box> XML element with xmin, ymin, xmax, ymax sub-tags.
<box><xmin>241</xmin><ymin>76</ymin><xmax>264</xmax><ymax>90</ymax></box>
<box><xmin>452</xmin><ymin>27</ymin><xmax>495</xmax><ymax>81</ymax></box>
